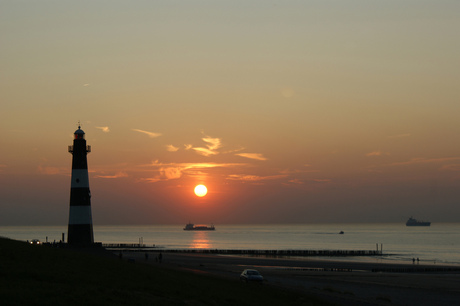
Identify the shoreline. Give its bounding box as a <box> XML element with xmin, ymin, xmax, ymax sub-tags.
<box><xmin>3</xmin><ymin>223</ymin><xmax>460</xmax><ymax>265</ymax></box>
<box><xmin>110</xmin><ymin>247</ymin><xmax>460</xmax><ymax>266</ymax></box>
<box><xmin>126</xmin><ymin>251</ymin><xmax>460</xmax><ymax>272</ymax></box>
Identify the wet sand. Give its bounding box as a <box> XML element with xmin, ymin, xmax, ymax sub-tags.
<box><xmin>122</xmin><ymin>251</ymin><xmax>460</xmax><ymax>306</ymax></box>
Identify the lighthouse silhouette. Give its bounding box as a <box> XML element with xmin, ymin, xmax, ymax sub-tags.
<box><xmin>67</xmin><ymin>124</ymin><xmax>94</xmax><ymax>245</ymax></box>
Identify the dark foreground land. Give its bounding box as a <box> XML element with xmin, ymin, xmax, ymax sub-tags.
<box><xmin>3</xmin><ymin>238</ymin><xmax>460</xmax><ymax>306</ymax></box>
<box><xmin>125</xmin><ymin>251</ymin><xmax>460</xmax><ymax>306</ymax></box>
<box><xmin>0</xmin><ymin>238</ymin><xmax>327</xmax><ymax>305</ymax></box>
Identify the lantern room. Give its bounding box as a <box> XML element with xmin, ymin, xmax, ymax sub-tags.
<box><xmin>74</xmin><ymin>126</ymin><xmax>85</xmax><ymax>139</ymax></box>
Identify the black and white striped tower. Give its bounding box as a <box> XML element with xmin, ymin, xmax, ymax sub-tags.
<box><xmin>67</xmin><ymin>124</ymin><xmax>94</xmax><ymax>245</ymax></box>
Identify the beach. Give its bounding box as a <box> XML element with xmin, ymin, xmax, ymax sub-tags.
<box><xmin>3</xmin><ymin>224</ymin><xmax>460</xmax><ymax>304</ymax></box>
<box><xmin>123</xmin><ymin>251</ymin><xmax>460</xmax><ymax>306</ymax></box>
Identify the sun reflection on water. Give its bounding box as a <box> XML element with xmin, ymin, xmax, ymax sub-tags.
<box><xmin>190</xmin><ymin>231</ymin><xmax>212</xmax><ymax>249</ymax></box>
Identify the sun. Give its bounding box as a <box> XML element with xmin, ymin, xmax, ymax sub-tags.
<box><xmin>194</xmin><ymin>184</ymin><xmax>208</xmax><ymax>197</ymax></box>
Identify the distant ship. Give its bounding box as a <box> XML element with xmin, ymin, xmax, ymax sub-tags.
<box><xmin>183</xmin><ymin>223</ymin><xmax>215</xmax><ymax>231</ymax></box>
<box><xmin>406</xmin><ymin>217</ymin><xmax>431</xmax><ymax>226</ymax></box>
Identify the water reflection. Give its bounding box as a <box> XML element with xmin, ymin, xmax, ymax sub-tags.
<box><xmin>190</xmin><ymin>231</ymin><xmax>212</xmax><ymax>249</ymax></box>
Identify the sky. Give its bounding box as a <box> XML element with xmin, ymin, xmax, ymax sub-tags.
<box><xmin>1</xmin><ymin>1</ymin><xmax>459</xmax><ymax>225</ymax></box>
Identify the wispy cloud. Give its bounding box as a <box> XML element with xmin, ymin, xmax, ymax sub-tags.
<box><xmin>222</xmin><ymin>147</ymin><xmax>245</xmax><ymax>154</ymax></box>
<box><xmin>226</xmin><ymin>174</ymin><xmax>287</xmax><ymax>181</ymax></box>
<box><xmin>132</xmin><ymin>129</ymin><xmax>162</xmax><ymax>138</ymax></box>
<box><xmin>440</xmin><ymin>164</ymin><xmax>460</xmax><ymax>171</ymax></box>
<box><xmin>187</xmin><ymin>133</ymin><xmax>265</xmax><ymax>161</ymax></box>
<box><xmin>95</xmin><ymin>172</ymin><xmax>128</xmax><ymax>179</ymax></box>
<box><xmin>150</xmin><ymin>161</ymin><xmax>245</xmax><ymax>170</ymax></box>
<box><xmin>235</xmin><ymin>153</ymin><xmax>268</xmax><ymax>161</ymax></box>
<box><xmin>143</xmin><ymin>177</ymin><xmax>162</xmax><ymax>183</ymax></box>
<box><xmin>191</xmin><ymin>135</ymin><xmax>222</xmax><ymax>157</ymax></box>
<box><xmin>202</xmin><ymin>136</ymin><xmax>222</xmax><ymax>151</ymax></box>
<box><xmin>366</xmin><ymin>151</ymin><xmax>389</xmax><ymax>157</ymax></box>
<box><xmin>193</xmin><ymin>147</ymin><xmax>218</xmax><ymax>157</ymax></box>
<box><xmin>312</xmin><ymin>178</ymin><xmax>332</xmax><ymax>183</ymax></box>
<box><xmin>279</xmin><ymin>167</ymin><xmax>319</xmax><ymax>174</ymax></box>
<box><xmin>287</xmin><ymin>179</ymin><xmax>304</xmax><ymax>184</ymax></box>
<box><xmin>160</xmin><ymin>167</ymin><xmax>182</xmax><ymax>179</ymax></box>
<box><xmin>166</xmin><ymin>145</ymin><xmax>179</xmax><ymax>152</ymax></box>
<box><xmin>96</xmin><ymin>126</ymin><xmax>110</xmax><ymax>133</ymax></box>
<box><xmin>37</xmin><ymin>165</ymin><xmax>66</xmax><ymax>175</ymax></box>
<box><xmin>144</xmin><ymin>160</ymin><xmax>246</xmax><ymax>182</ymax></box>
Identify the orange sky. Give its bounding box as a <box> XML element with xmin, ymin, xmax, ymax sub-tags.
<box><xmin>1</xmin><ymin>1</ymin><xmax>459</xmax><ymax>225</ymax></box>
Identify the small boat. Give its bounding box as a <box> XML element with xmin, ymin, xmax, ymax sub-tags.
<box><xmin>339</xmin><ymin>231</ymin><xmax>344</xmax><ymax>234</ymax></box>
<box><xmin>406</xmin><ymin>217</ymin><xmax>431</xmax><ymax>226</ymax></box>
<box><xmin>183</xmin><ymin>223</ymin><xmax>215</xmax><ymax>231</ymax></box>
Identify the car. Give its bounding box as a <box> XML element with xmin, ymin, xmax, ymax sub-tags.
<box><xmin>240</xmin><ymin>269</ymin><xmax>264</xmax><ymax>283</ymax></box>
<box><xmin>30</xmin><ymin>239</ymin><xmax>41</xmax><ymax>245</ymax></box>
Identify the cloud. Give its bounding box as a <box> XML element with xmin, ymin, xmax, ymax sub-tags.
<box><xmin>95</xmin><ymin>172</ymin><xmax>128</xmax><ymax>179</ymax></box>
<box><xmin>312</xmin><ymin>178</ymin><xmax>332</xmax><ymax>183</ymax></box>
<box><xmin>37</xmin><ymin>165</ymin><xmax>66</xmax><ymax>175</ymax></box>
<box><xmin>222</xmin><ymin>147</ymin><xmax>245</xmax><ymax>154</ymax></box>
<box><xmin>440</xmin><ymin>164</ymin><xmax>460</xmax><ymax>171</ymax></box>
<box><xmin>227</xmin><ymin>174</ymin><xmax>287</xmax><ymax>181</ymax></box>
<box><xmin>187</xmin><ymin>133</ymin><xmax>259</xmax><ymax>160</ymax></box>
<box><xmin>150</xmin><ymin>161</ymin><xmax>245</xmax><ymax>171</ymax></box>
<box><xmin>235</xmin><ymin>153</ymin><xmax>268</xmax><ymax>161</ymax></box>
<box><xmin>166</xmin><ymin>145</ymin><xmax>179</xmax><ymax>152</ymax></box>
<box><xmin>366</xmin><ymin>151</ymin><xmax>389</xmax><ymax>157</ymax></box>
<box><xmin>160</xmin><ymin>167</ymin><xmax>182</xmax><ymax>179</ymax></box>
<box><xmin>142</xmin><ymin>177</ymin><xmax>161</xmax><ymax>183</ymax></box>
<box><xmin>144</xmin><ymin>161</ymin><xmax>246</xmax><ymax>182</ymax></box>
<box><xmin>132</xmin><ymin>129</ymin><xmax>162</xmax><ymax>138</ymax></box>
<box><xmin>193</xmin><ymin>147</ymin><xmax>218</xmax><ymax>157</ymax></box>
<box><xmin>202</xmin><ymin>136</ymin><xmax>222</xmax><ymax>151</ymax></box>
<box><xmin>96</xmin><ymin>126</ymin><xmax>110</xmax><ymax>133</ymax></box>
<box><xmin>191</xmin><ymin>135</ymin><xmax>223</xmax><ymax>157</ymax></box>
<box><xmin>279</xmin><ymin>167</ymin><xmax>319</xmax><ymax>174</ymax></box>
<box><xmin>287</xmin><ymin>179</ymin><xmax>304</xmax><ymax>184</ymax></box>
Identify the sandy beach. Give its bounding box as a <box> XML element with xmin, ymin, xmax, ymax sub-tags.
<box><xmin>122</xmin><ymin>251</ymin><xmax>460</xmax><ymax>306</ymax></box>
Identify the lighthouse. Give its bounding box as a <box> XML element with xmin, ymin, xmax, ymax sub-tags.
<box><xmin>67</xmin><ymin>124</ymin><xmax>94</xmax><ymax>245</ymax></box>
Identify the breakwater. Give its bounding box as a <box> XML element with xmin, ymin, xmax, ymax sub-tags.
<box><xmin>103</xmin><ymin>243</ymin><xmax>154</xmax><ymax>249</ymax></box>
<box><xmin>160</xmin><ymin>249</ymin><xmax>382</xmax><ymax>256</ymax></box>
<box><xmin>109</xmin><ymin>247</ymin><xmax>383</xmax><ymax>256</ymax></box>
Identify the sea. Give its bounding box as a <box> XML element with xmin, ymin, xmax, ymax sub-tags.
<box><xmin>1</xmin><ymin>223</ymin><xmax>459</xmax><ymax>265</ymax></box>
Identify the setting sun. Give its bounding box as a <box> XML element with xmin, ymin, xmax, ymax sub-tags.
<box><xmin>194</xmin><ymin>184</ymin><xmax>208</xmax><ymax>197</ymax></box>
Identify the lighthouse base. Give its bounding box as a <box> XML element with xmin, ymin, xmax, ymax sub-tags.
<box><xmin>68</xmin><ymin>224</ymin><xmax>94</xmax><ymax>245</ymax></box>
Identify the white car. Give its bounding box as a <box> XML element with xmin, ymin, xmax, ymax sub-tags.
<box><xmin>240</xmin><ymin>269</ymin><xmax>264</xmax><ymax>283</ymax></box>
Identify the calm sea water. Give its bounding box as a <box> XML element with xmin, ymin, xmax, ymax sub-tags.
<box><xmin>1</xmin><ymin>224</ymin><xmax>459</xmax><ymax>265</ymax></box>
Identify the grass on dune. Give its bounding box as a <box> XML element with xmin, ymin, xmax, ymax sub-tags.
<box><xmin>0</xmin><ymin>237</ymin><xmax>328</xmax><ymax>305</ymax></box>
